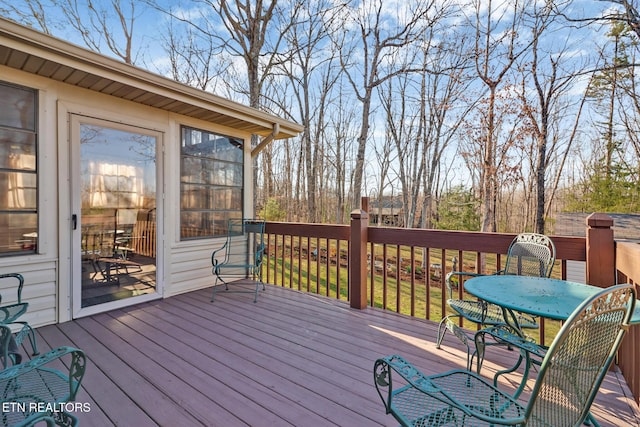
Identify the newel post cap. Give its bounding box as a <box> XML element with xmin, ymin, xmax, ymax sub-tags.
<box><xmin>586</xmin><ymin>213</ymin><xmax>614</xmax><ymax>228</ymax></box>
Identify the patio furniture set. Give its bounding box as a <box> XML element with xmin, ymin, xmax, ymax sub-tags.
<box><xmin>373</xmin><ymin>233</ymin><xmax>639</xmax><ymax>426</ymax></box>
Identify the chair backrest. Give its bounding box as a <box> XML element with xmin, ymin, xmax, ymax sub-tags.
<box><xmin>524</xmin><ymin>284</ymin><xmax>636</xmax><ymax>426</ymax></box>
<box><xmin>225</xmin><ymin>219</ymin><xmax>265</xmax><ymax>266</ymax></box>
<box><xmin>503</xmin><ymin>233</ymin><xmax>555</xmax><ymax>277</ymax></box>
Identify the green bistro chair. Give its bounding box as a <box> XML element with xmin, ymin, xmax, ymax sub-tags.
<box><xmin>211</xmin><ymin>219</ymin><xmax>266</xmax><ymax>303</ymax></box>
<box><xmin>374</xmin><ymin>284</ymin><xmax>636</xmax><ymax>427</ymax></box>
<box><xmin>436</xmin><ymin>233</ymin><xmax>556</xmax><ymax>369</ymax></box>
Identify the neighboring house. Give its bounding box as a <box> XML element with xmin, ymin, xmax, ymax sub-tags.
<box><xmin>368</xmin><ymin>196</ymin><xmax>404</xmax><ymax>227</ymax></box>
<box><xmin>0</xmin><ymin>18</ymin><xmax>301</xmax><ymax>325</ymax></box>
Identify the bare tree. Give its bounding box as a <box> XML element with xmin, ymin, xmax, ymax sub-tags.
<box><xmin>516</xmin><ymin>1</ymin><xmax>582</xmax><ymax>233</ymax></box>
<box><xmin>418</xmin><ymin>28</ymin><xmax>476</xmax><ymax>229</ymax></box>
<box><xmin>0</xmin><ymin>0</ymin><xmax>52</xmax><ymax>34</ymax></box>
<box><xmin>3</xmin><ymin>0</ymin><xmax>142</xmax><ymax>64</ymax></box>
<box><xmin>159</xmin><ymin>22</ymin><xmax>226</xmax><ymax>91</ymax></box>
<box><xmin>326</xmin><ymin>82</ymin><xmax>359</xmax><ymax>224</ymax></box>
<box><xmin>468</xmin><ymin>0</ymin><xmax>534</xmax><ymax>232</ymax></box>
<box><xmin>276</xmin><ymin>0</ymin><xmax>341</xmax><ymax>222</ymax></box>
<box><xmin>333</xmin><ymin>0</ymin><xmax>445</xmax><ymax>212</ymax></box>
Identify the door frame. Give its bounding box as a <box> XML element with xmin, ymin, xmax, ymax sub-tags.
<box><xmin>69</xmin><ymin>113</ymin><xmax>164</xmax><ymax>319</ymax></box>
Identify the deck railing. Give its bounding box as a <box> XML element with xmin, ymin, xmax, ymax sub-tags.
<box><xmin>264</xmin><ymin>217</ymin><xmax>586</xmax><ymax>345</ymax></box>
<box><xmin>615</xmin><ymin>240</ymin><xmax>640</xmax><ymax>405</ymax></box>
<box><xmin>263</xmin><ymin>210</ymin><xmax>639</xmax><ymax>405</ymax></box>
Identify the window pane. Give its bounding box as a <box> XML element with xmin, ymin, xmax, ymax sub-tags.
<box><xmin>0</xmin><ymin>83</ymin><xmax>36</xmax><ymax>130</ymax></box>
<box><xmin>0</xmin><ymin>172</ymin><xmax>37</xmax><ymax>210</ymax></box>
<box><xmin>213</xmin><ymin>137</ymin><xmax>243</xmax><ymax>162</ymax></box>
<box><xmin>0</xmin><ymin>130</ymin><xmax>36</xmax><ymax>170</ymax></box>
<box><xmin>180</xmin><ymin>126</ymin><xmax>243</xmax><ymax>240</ymax></box>
<box><xmin>181</xmin><ymin>157</ymin><xmax>204</xmax><ymax>184</ymax></box>
<box><xmin>181</xmin><ymin>184</ymin><xmax>215</xmax><ymax>210</ymax></box>
<box><xmin>0</xmin><ymin>213</ymin><xmax>37</xmax><ymax>254</ymax></box>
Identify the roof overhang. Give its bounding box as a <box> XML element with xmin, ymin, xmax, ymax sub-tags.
<box><xmin>0</xmin><ymin>17</ymin><xmax>303</xmax><ymax>140</ymax></box>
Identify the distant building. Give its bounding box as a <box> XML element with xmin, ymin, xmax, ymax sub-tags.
<box><xmin>368</xmin><ymin>196</ymin><xmax>404</xmax><ymax>227</ymax></box>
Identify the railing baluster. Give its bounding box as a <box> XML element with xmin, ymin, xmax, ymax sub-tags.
<box><xmin>425</xmin><ymin>247</ymin><xmax>431</xmax><ymax>320</ymax></box>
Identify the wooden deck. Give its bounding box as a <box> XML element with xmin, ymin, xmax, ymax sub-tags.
<box><xmin>34</xmin><ymin>283</ymin><xmax>640</xmax><ymax>426</ymax></box>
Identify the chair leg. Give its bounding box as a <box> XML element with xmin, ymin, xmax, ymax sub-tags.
<box><xmin>436</xmin><ymin>315</ymin><xmax>475</xmax><ymax>371</ymax></box>
<box><xmin>474</xmin><ymin>330</ymin><xmax>486</xmax><ymax>374</ymax></box>
<box><xmin>15</xmin><ymin>322</ymin><xmax>39</xmax><ymax>356</ymax></box>
<box><xmin>435</xmin><ymin>316</ymin><xmax>451</xmax><ymax>349</ymax></box>
<box><xmin>26</xmin><ymin>324</ymin><xmax>39</xmax><ymax>356</ymax></box>
<box><xmin>211</xmin><ymin>274</ymin><xmax>221</xmax><ymax>302</ymax></box>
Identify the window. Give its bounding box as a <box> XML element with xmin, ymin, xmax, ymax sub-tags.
<box><xmin>180</xmin><ymin>126</ymin><xmax>243</xmax><ymax>239</ymax></box>
<box><xmin>0</xmin><ymin>82</ymin><xmax>37</xmax><ymax>255</ymax></box>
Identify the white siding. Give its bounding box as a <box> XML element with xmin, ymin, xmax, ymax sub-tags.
<box><xmin>0</xmin><ymin>261</ymin><xmax>57</xmax><ymax>327</ymax></box>
<box><xmin>167</xmin><ymin>237</ymin><xmax>249</xmax><ymax>297</ymax></box>
<box><xmin>566</xmin><ymin>260</ymin><xmax>586</xmax><ymax>284</ymax></box>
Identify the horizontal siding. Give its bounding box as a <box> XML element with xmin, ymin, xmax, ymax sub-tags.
<box><xmin>566</xmin><ymin>260</ymin><xmax>586</xmax><ymax>284</ymax></box>
<box><xmin>0</xmin><ymin>260</ymin><xmax>57</xmax><ymax>327</ymax></box>
<box><xmin>167</xmin><ymin>237</ymin><xmax>249</xmax><ymax>297</ymax></box>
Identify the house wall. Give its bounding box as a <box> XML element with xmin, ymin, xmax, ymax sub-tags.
<box><xmin>0</xmin><ymin>65</ymin><xmax>255</xmax><ymax>326</ymax></box>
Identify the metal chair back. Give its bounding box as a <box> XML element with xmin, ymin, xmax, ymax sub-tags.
<box><xmin>503</xmin><ymin>233</ymin><xmax>556</xmax><ymax>278</ymax></box>
<box><xmin>525</xmin><ymin>284</ymin><xmax>635</xmax><ymax>425</ymax></box>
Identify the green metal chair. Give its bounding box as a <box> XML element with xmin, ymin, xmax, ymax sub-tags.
<box><xmin>211</xmin><ymin>219</ymin><xmax>266</xmax><ymax>303</ymax></box>
<box><xmin>374</xmin><ymin>284</ymin><xmax>635</xmax><ymax>427</ymax></box>
<box><xmin>0</xmin><ymin>344</ymin><xmax>86</xmax><ymax>427</ymax></box>
<box><xmin>436</xmin><ymin>233</ymin><xmax>555</xmax><ymax>368</ymax></box>
<box><xmin>0</xmin><ymin>273</ymin><xmax>39</xmax><ymax>361</ymax></box>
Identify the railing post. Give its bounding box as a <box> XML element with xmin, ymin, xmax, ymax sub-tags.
<box><xmin>350</xmin><ymin>208</ymin><xmax>369</xmax><ymax>309</ymax></box>
<box><xmin>585</xmin><ymin>213</ymin><xmax>615</xmax><ymax>288</ymax></box>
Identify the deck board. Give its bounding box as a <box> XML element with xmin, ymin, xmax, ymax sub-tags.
<box><xmin>32</xmin><ymin>283</ymin><xmax>640</xmax><ymax>427</ymax></box>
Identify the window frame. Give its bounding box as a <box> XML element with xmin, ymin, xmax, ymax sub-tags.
<box><xmin>0</xmin><ymin>81</ymin><xmax>38</xmax><ymax>257</ymax></box>
<box><xmin>179</xmin><ymin>125</ymin><xmax>244</xmax><ymax>240</ymax></box>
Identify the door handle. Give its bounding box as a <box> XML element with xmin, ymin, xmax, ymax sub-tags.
<box><xmin>72</xmin><ymin>214</ymin><xmax>78</xmax><ymax>230</ymax></box>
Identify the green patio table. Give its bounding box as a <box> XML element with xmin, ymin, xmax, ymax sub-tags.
<box><xmin>464</xmin><ymin>275</ymin><xmax>640</xmax><ymax>325</ymax></box>
<box><xmin>464</xmin><ymin>275</ymin><xmax>640</xmax><ymax>399</ymax></box>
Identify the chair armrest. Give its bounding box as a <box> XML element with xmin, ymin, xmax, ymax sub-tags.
<box><xmin>0</xmin><ymin>346</ymin><xmax>86</xmax><ymax>401</ymax></box>
<box><xmin>375</xmin><ymin>355</ymin><xmax>525</xmax><ymax>425</ymax></box>
<box><xmin>375</xmin><ymin>355</ymin><xmax>466</xmax><ymax>417</ymax></box>
<box><xmin>211</xmin><ymin>241</ymin><xmax>230</xmax><ymax>266</ymax></box>
<box><xmin>444</xmin><ymin>271</ymin><xmax>487</xmax><ymax>298</ymax></box>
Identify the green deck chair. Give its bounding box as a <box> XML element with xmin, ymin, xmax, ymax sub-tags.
<box><xmin>0</xmin><ymin>273</ymin><xmax>39</xmax><ymax>363</ymax></box>
<box><xmin>436</xmin><ymin>233</ymin><xmax>555</xmax><ymax>369</ymax></box>
<box><xmin>0</xmin><ymin>344</ymin><xmax>86</xmax><ymax>426</ymax></box>
<box><xmin>374</xmin><ymin>283</ymin><xmax>635</xmax><ymax>427</ymax></box>
<box><xmin>211</xmin><ymin>219</ymin><xmax>266</xmax><ymax>303</ymax></box>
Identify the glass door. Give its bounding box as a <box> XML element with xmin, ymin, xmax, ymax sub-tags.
<box><xmin>71</xmin><ymin>116</ymin><xmax>160</xmax><ymax>316</ymax></box>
